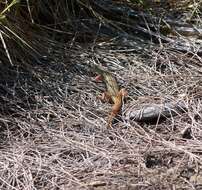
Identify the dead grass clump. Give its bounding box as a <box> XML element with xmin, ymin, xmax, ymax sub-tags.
<box><xmin>0</xmin><ymin>38</ymin><xmax>202</xmax><ymax>189</ymax></box>
<box><xmin>0</xmin><ymin>0</ymin><xmax>202</xmax><ymax>189</ymax></box>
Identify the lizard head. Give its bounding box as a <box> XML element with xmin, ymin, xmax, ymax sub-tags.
<box><xmin>95</xmin><ymin>74</ymin><xmax>103</xmax><ymax>82</ymax></box>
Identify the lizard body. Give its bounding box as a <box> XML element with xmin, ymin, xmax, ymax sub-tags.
<box><xmin>93</xmin><ymin>65</ymin><xmax>127</xmax><ymax>127</ymax></box>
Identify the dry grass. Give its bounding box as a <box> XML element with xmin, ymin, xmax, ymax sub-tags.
<box><xmin>0</xmin><ymin>37</ymin><xmax>202</xmax><ymax>189</ymax></box>
<box><xmin>0</xmin><ymin>0</ymin><xmax>202</xmax><ymax>190</ymax></box>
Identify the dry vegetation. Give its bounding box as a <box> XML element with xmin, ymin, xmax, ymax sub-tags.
<box><xmin>0</xmin><ymin>0</ymin><xmax>202</xmax><ymax>189</ymax></box>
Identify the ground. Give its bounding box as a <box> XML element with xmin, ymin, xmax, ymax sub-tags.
<box><xmin>0</xmin><ymin>37</ymin><xmax>202</xmax><ymax>190</ymax></box>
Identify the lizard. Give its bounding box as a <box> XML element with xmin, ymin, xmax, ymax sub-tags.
<box><xmin>93</xmin><ymin>64</ymin><xmax>127</xmax><ymax>127</ymax></box>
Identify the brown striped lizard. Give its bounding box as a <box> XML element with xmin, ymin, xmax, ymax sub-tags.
<box><xmin>93</xmin><ymin>64</ymin><xmax>127</xmax><ymax>127</ymax></box>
